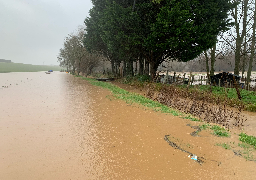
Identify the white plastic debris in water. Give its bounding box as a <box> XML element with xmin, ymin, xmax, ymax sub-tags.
<box><xmin>188</xmin><ymin>154</ymin><xmax>197</xmax><ymax>161</ymax></box>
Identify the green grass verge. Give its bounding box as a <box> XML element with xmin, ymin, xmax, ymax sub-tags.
<box><xmin>172</xmin><ymin>84</ymin><xmax>256</xmax><ymax>111</ymax></box>
<box><xmin>198</xmin><ymin>124</ymin><xmax>230</xmax><ymax>137</ymax></box>
<box><xmin>239</xmin><ymin>133</ymin><xmax>256</xmax><ymax>149</ymax></box>
<box><xmin>0</xmin><ymin>62</ymin><xmax>62</xmax><ymax>73</ymax></box>
<box><xmin>82</xmin><ymin>77</ymin><xmax>180</xmax><ymax>116</ymax></box>
<box><xmin>183</xmin><ymin>115</ymin><xmax>201</xmax><ymax>122</ymax></box>
<box><xmin>117</xmin><ymin>75</ymin><xmax>256</xmax><ymax>111</ymax></box>
<box><xmin>178</xmin><ymin>84</ymin><xmax>256</xmax><ymax>104</ymax></box>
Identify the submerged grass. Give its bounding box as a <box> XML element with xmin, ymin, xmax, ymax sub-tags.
<box><xmin>82</xmin><ymin>77</ymin><xmax>180</xmax><ymax>116</ymax></box>
<box><xmin>216</xmin><ymin>141</ymin><xmax>256</xmax><ymax>162</ymax></box>
<box><xmin>183</xmin><ymin>115</ymin><xmax>201</xmax><ymax>122</ymax></box>
<box><xmin>216</xmin><ymin>143</ymin><xmax>231</xmax><ymax>150</ymax></box>
<box><xmin>198</xmin><ymin>123</ymin><xmax>230</xmax><ymax>137</ymax></box>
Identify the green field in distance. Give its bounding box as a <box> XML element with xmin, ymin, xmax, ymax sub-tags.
<box><xmin>0</xmin><ymin>62</ymin><xmax>62</xmax><ymax>73</ymax></box>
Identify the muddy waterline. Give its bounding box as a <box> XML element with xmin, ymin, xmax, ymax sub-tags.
<box><xmin>1</xmin><ymin>72</ymin><xmax>256</xmax><ymax>180</ymax></box>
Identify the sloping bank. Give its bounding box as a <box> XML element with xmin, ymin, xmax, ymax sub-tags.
<box><xmin>80</xmin><ymin>76</ymin><xmax>256</xmax><ymax>164</ymax></box>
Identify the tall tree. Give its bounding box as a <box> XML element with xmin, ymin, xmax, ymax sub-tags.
<box><xmin>143</xmin><ymin>0</ymin><xmax>234</xmax><ymax>78</ymax></box>
<box><xmin>246</xmin><ymin>0</ymin><xmax>256</xmax><ymax>89</ymax></box>
<box><xmin>233</xmin><ymin>0</ymin><xmax>249</xmax><ymax>75</ymax></box>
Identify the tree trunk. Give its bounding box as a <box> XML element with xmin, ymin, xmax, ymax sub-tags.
<box><xmin>149</xmin><ymin>61</ymin><xmax>158</xmax><ymax>80</ymax></box>
<box><xmin>234</xmin><ymin>0</ymin><xmax>249</xmax><ymax>76</ymax></box>
<box><xmin>111</xmin><ymin>60</ymin><xmax>115</xmax><ymax>74</ymax></box>
<box><xmin>77</xmin><ymin>61</ymin><xmax>81</xmax><ymax>76</ymax></box>
<box><xmin>123</xmin><ymin>61</ymin><xmax>127</xmax><ymax>77</ymax></box>
<box><xmin>204</xmin><ymin>51</ymin><xmax>211</xmax><ymax>84</ymax></box>
<box><xmin>144</xmin><ymin>60</ymin><xmax>149</xmax><ymax>75</ymax></box>
<box><xmin>246</xmin><ymin>0</ymin><xmax>256</xmax><ymax>89</ymax></box>
<box><xmin>210</xmin><ymin>43</ymin><xmax>216</xmax><ymax>76</ymax></box>
<box><xmin>234</xmin><ymin>40</ymin><xmax>242</xmax><ymax>75</ymax></box>
<box><xmin>127</xmin><ymin>60</ymin><xmax>134</xmax><ymax>76</ymax></box>
<box><xmin>139</xmin><ymin>57</ymin><xmax>144</xmax><ymax>75</ymax></box>
<box><xmin>242</xmin><ymin>36</ymin><xmax>247</xmax><ymax>79</ymax></box>
<box><xmin>72</xmin><ymin>66</ymin><xmax>75</xmax><ymax>75</ymax></box>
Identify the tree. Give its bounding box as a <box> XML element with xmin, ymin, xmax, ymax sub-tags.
<box><xmin>58</xmin><ymin>27</ymin><xmax>101</xmax><ymax>75</ymax></box>
<box><xmin>233</xmin><ymin>0</ymin><xmax>249</xmax><ymax>75</ymax></box>
<box><xmin>144</xmin><ymin>0</ymin><xmax>234</xmax><ymax>78</ymax></box>
<box><xmin>246</xmin><ymin>0</ymin><xmax>256</xmax><ymax>89</ymax></box>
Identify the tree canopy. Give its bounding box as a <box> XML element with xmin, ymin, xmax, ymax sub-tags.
<box><xmin>84</xmin><ymin>0</ymin><xmax>234</xmax><ymax>78</ymax></box>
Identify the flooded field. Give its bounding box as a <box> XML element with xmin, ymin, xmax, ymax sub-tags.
<box><xmin>0</xmin><ymin>72</ymin><xmax>103</xmax><ymax>179</ymax></box>
<box><xmin>1</xmin><ymin>72</ymin><xmax>256</xmax><ymax>179</ymax></box>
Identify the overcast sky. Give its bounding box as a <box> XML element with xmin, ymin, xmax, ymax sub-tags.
<box><xmin>0</xmin><ymin>0</ymin><xmax>93</xmax><ymax>65</ymax></box>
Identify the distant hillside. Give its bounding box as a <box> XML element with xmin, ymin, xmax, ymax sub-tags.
<box><xmin>0</xmin><ymin>59</ymin><xmax>12</xmax><ymax>63</ymax></box>
<box><xmin>0</xmin><ymin>62</ymin><xmax>62</xmax><ymax>73</ymax></box>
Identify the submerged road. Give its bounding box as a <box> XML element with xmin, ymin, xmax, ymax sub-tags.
<box><xmin>0</xmin><ymin>72</ymin><xmax>255</xmax><ymax>179</ymax></box>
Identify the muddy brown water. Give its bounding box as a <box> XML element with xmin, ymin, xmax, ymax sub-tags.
<box><xmin>1</xmin><ymin>72</ymin><xmax>256</xmax><ymax>179</ymax></box>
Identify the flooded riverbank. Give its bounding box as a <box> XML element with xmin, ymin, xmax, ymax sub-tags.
<box><xmin>1</xmin><ymin>72</ymin><xmax>256</xmax><ymax>179</ymax></box>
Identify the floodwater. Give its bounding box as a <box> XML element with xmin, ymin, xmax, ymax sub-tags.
<box><xmin>0</xmin><ymin>72</ymin><xmax>102</xmax><ymax>179</ymax></box>
<box><xmin>1</xmin><ymin>72</ymin><xmax>256</xmax><ymax>179</ymax></box>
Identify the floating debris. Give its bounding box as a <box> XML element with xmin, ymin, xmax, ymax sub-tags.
<box><xmin>188</xmin><ymin>154</ymin><xmax>198</xmax><ymax>161</ymax></box>
<box><xmin>186</xmin><ymin>124</ymin><xmax>202</xmax><ymax>137</ymax></box>
<box><xmin>164</xmin><ymin>135</ymin><xmax>204</xmax><ymax>164</ymax></box>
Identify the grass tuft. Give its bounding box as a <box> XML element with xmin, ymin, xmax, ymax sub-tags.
<box><xmin>184</xmin><ymin>115</ymin><xmax>201</xmax><ymax>122</ymax></box>
<box><xmin>211</xmin><ymin>125</ymin><xmax>230</xmax><ymax>137</ymax></box>
<box><xmin>239</xmin><ymin>133</ymin><xmax>256</xmax><ymax>149</ymax></box>
<box><xmin>199</xmin><ymin>123</ymin><xmax>211</xmax><ymax>130</ymax></box>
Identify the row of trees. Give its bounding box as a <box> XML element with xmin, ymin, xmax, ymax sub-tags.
<box><xmin>58</xmin><ymin>0</ymin><xmax>256</xmax><ymax>83</ymax></box>
<box><xmin>82</xmin><ymin>0</ymin><xmax>234</xmax><ymax>79</ymax></box>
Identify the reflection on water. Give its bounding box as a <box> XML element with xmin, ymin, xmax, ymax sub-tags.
<box><xmin>0</xmin><ymin>72</ymin><xmax>103</xmax><ymax>180</ymax></box>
